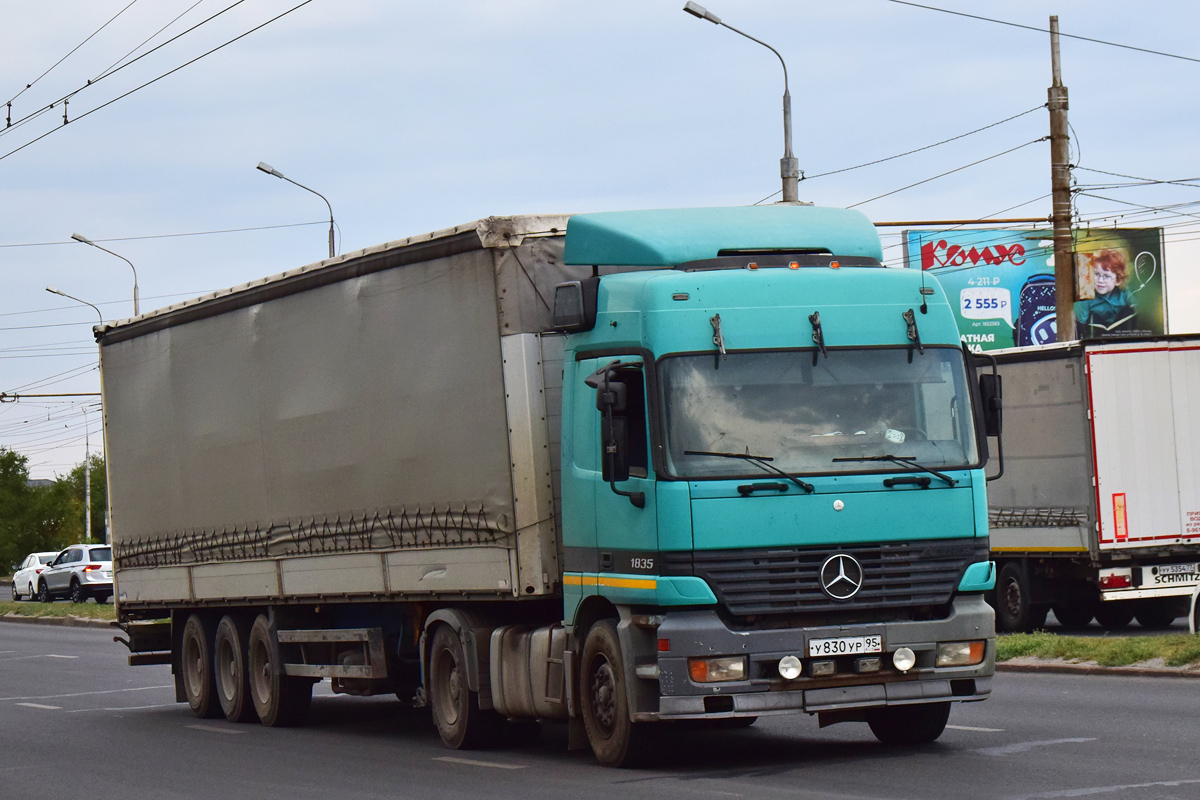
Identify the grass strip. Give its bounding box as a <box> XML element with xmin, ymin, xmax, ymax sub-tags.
<box><xmin>998</xmin><ymin>631</ymin><xmax>1200</xmax><ymax>667</ymax></box>
<box><xmin>0</xmin><ymin>600</ymin><xmax>117</xmax><ymax>621</ymax></box>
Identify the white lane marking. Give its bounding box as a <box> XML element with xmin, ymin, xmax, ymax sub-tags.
<box><xmin>45</xmin><ymin>654</ymin><xmax>78</xmax><ymax>659</ymax></box>
<box><xmin>0</xmin><ymin>685</ymin><xmax>172</xmax><ymax>702</ymax></box>
<box><xmin>65</xmin><ymin>703</ymin><xmax>176</xmax><ymax>713</ymax></box>
<box><xmin>0</xmin><ymin>654</ymin><xmax>81</xmax><ymax>663</ymax></box>
<box><xmin>1008</xmin><ymin>777</ymin><xmax>1200</xmax><ymax>799</ymax></box>
<box><xmin>947</xmin><ymin>724</ymin><xmax>1005</xmax><ymax>732</ymax></box>
<box><xmin>186</xmin><ymin>724</ymin><xmax>246</xmax><ymax>735</ymax></box>
<box><xmin>16</xmin><ymin>702</ymin><xmax>62</xmax><ymax>710</ymax></box>
<box><xmin>977</xmin><ymin>737</ymin><xmax>1096</xmax><ymax>756</ymax></box>
<box><xmin>433</xmin><ymin>756</ymin><xmax>527</xmax><ymax>770</ymax></box>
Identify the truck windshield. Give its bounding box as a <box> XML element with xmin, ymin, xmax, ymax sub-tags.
<box><xmin>660</xmin><ymin>347</ymin><xmax>979</xmax><ymax>478</ymax></box>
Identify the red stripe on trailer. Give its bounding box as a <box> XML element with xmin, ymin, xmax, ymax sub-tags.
<box><xmin>1085</xmin><ymin>352</ymin><xmax>1108</xmax><ymax>544</ymax></box>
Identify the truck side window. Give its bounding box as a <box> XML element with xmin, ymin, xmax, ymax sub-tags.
<box><xmin>613</xmin><ymin>366</ymin><xmax>648</xmax><ymax>478</ymax></box>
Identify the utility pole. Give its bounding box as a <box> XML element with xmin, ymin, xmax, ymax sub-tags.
<box><xmin>83</xmin><ymin>406</ymin><xmax>91</xmax><ymax>544</ymax></box>
<box><xmin>1049</xmin><ymin>16</ymin><xmax>1074</xmax><ymax>341</ymax></box>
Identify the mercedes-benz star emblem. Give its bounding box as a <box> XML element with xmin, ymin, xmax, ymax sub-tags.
<box><xmin>819</xmin><ymin>554</ymin><xmax>864</xmax><ymax>601</ymax></box>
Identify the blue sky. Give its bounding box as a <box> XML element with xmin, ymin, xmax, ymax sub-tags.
<box><xmin>3</xmin><ymin>0</ymin><xmax>1199</xmax><ymax>476</ymax></box>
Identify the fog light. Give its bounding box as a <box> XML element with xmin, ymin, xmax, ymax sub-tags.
<box><xmin>688</xmin><ymin>656</ymin><xmax>747</xmax><ymax>683</ymax></box>
<box><xmin>936</xmin><ymin>641</ymin><xmax>986</xmax><ymax>667</ymax></box>
<box><xmin>778</xmin><ymin>655</ymin><xmax>802</xmax><ymax>680</ymax></box>
<box><xmin>855</xmin><ymin>657</ymin><xmax>882</xmax><ymax>674</ymax></box>
<box><xmin>810</xmin><ymin>660</ymin><xmax>836</xmax><ymax>677</ymax></box>
<box><xmin>892</xmin><ymin>647</ymin><xmax>917</xmax><ymax>672</ymax></box>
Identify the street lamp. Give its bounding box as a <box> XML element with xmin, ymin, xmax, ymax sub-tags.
<box><xmin>256</xmin><ymin>162</ymin><xmax>337</xmax><ymax>259</ymax></box>
<box><xmin>683</xmin><ymin>2</ymin><xmax>800</xmax><ymax>203</ymax></box>
<box><xmin>46</xmin><ymin>286</ymin><xmax>103</xmax><ymax>325</ymax></box>
<box><xmin>70</xmin><ymin>233</ymin><xmax>140</xmax><ymax>316</ymax></box>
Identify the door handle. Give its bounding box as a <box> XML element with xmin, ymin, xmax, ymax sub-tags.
<box><xmin>599</xmin><ymin>552</ymin><xmax>613</xmax><ymax>571</ymax></box>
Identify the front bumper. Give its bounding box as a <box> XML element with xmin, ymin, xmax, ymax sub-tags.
<box><xmin>651</xmin><ymin>594</ymin><xmax>994</xmax><ymax>719</ymax></box>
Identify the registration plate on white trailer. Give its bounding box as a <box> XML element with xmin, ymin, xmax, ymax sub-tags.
<box><xmin>808</xmin><ymin>635</ymin><xmax>883</xmax><ymax>657</ymax></box>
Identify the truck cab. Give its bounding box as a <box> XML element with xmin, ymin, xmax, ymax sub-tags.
<box><xmin>553</xmin><ymin>206</ymin><xmax>996</xmax><ymax>764</ymax></box>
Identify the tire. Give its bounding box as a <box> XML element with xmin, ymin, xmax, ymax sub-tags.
<box><xmin>1094</xmin><ymin>602</ymin><xmax>1135</xmax><ymax>631</ymax></box>
<box><xmin>214</xmin><ymin>615</ymin><xmax>258</xmax><ymax>723</ymax></box>
<box><xmin>93</xmin><ymin>594</ymin><xmax>110</xmax><ymax>605</ymax></box>
<box><xmin>37</xmin><ymin>580</ymin><xmax>52</xmax><ymax>604</ymax></box>
<box><xmin>1051</xmin><ymin>602</ymin><xmax>1095</xmax><ymax>630</ymax></box>
<box><xmin>428</xmin><ymin>625</ymin><xmax>498</xmax><ymax>750</ymax></box>
<box><xmin>867</xmin><ymin>702</ymin><xmax>951</xmax><ymax>745</ymax></box>
<box><xmin>580</xmin><ymin>619</ymin><xmax>652</xmax><ymax>768</ymax></box>
<box><xmin>70</xmin><ymin>579</ymin><xmax>87</xmax><ymax>604</ymax></box>
<box><xmin>1133</xmin><ymin>600</ymin><xmax>1178</xmax><ymax>630</ymax></box>
<box><xmin>996</xmin><ymin>563</ymin><xmax>1048</xmax><ymax>633</ymax></box>
<box><xmin>180</xmin><ymin>614</ymin><xmax>222</xmax><ymax>719</ymax></box>
<box><xmin>248</xmin><ymin>615</ymin><xmax>312</xmax><ymax>727</ymax></box>
<box><xmin>11</xmin><ymin>581</ymin><xmax>21</xmax><ymax>602</ymax></box>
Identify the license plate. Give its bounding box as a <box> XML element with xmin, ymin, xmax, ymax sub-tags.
<box><xmin>103</xmin><ymin>571</ymin><xmax>112</xmax><ymax>579</ymax></box>
<box><xmin>1157</xmin><ymin>563</ymin><xmax>1197</xmax><ymax>576</ymax></box>
<box><xmin>808</xmin><ymin>635</ymin><xmax>883</xmax><ymax>657</ymax></box>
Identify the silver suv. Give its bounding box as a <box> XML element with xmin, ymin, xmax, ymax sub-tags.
<box><xmin>37</xmin><ymin>544</ymin><xmax>113</xmax><ymax>604</ymax></box>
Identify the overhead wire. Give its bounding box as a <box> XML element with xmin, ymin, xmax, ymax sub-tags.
<box><xmin>94</xmin><ymin>0</ymin><xmax>209</xmax><ymax>82</ymax></box>
<box><xmin>0</xmin><ymin>0</ymin><xmax>316</xmax><ymax>164</ymax></box>
<box><xmin>0</xmin><ymin>220</ymin><xmax>326</xmax><ymax>249</ymax></box>
<box><xmin>882</xmin><ymin>1</ymin><xmax>1200</xmax><ymax>65</ymax></box>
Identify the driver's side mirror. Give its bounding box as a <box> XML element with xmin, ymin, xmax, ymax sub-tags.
<box><xmin>979</xmin><ymin>373</ymin><xmax>1002</xmax><ymax>437</ymax></box>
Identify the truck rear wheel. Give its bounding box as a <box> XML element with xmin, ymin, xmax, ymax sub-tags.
<box><xmin>428</xmin><ymin>625</ymin><xmax>497</xmax><ymax>749</ymax></box>
<box><xmin>1051</xmin><ymin>602</ymin><xmax>1095</xmax><ymax>629</ymax></box>
<box><xmin>997</xmin><ymin>563</ymin><xmax>1048</xmax><ymax>633</ymax></box>
<box><xmin>181</xmin><ymin>614</ymin><xmax>221</xmax><ymax>718</ymax></box>
<box><xmin>214</xmin><ymin>615</ymin><xmax>258</xmax><ymax>723</ymax></box>
<box><xmin>580</xmin><ymin>620</ymin><xmax>650</xmax><ymax>768</ymax></box>
<box><xmin>1094</xmin><ymin>602</ymin><xmax>1135</xmax><ymax>630</ymax></box>
<box><xmin>867</xmin><ymin>702</ymin><xmax>951</xmax><ymax>745</ymax></box>
<box><xmin>1133</xmin><ymin>600</ymin><xmax>1179</xmax><ymax>630</ymax></box>
<box><xmin>248</xmin><ymin>615</ymin><xmax>311</xmax><ymax>727</ymax></box>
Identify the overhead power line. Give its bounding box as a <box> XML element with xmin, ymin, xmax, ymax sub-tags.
<box><xmin>0</xmin><ymin>0</ymin><xmax>316</xmax><ymax>164</ymax></box>
<box><xmin>4</xmin><ymin>0</ymin><xmax>140</xmax><ymax>110</ymax></box>
<box><xmin>0</xmin><ymin>220</ymin><xmax>326</xmax><ymax>249</ymax></box>
<box><xmin>883</xmin><ymin>0</ymin><xmax>1200</xmax><ymax>65</ymax></box>
<box><xmin>848</xmin><ymin>137</ymin><xmax>1048</xmax><ymax>209</ymax></box>
<box><xmin>1074</xmin><ymin>166</ymin><xmax>1200</xmax><ymax>189</ymax></box>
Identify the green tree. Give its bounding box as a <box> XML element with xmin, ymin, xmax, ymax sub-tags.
<box><xmin>60</xmin><ymin>453</ymin><xmax>107</xmax><ymax>544</ymax></box>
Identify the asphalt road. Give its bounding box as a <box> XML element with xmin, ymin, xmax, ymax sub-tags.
<box><xmin>2</xmin><ymin>623</ymin><xmax>1198</xmax><ymax>800</ymax></box>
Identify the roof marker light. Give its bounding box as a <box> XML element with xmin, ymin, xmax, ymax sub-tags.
<box><xmin>747</xmin><ymin>262</ymin><xmax>759</xmax><ymax>270</ymax></box>
<box><xmin>789</xmin><ymin>261</ymin><xmax>800</xmax><ymax>269</ymax></box>
<box><xmin>829</xmin><ymin>261</ymin><xmax>841</xmax><ymax>269</ymax></box>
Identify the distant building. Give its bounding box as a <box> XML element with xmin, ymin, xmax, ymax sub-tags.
<box><xmin>26</xmin><ymin>479</ymin><xmax>52</xmax><ymax>488</ymax></box>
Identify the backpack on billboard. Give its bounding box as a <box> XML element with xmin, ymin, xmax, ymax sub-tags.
<box><xmin>1016</xmin><ymin>273</ymin><xmax>1057</xmax><ymax>347</ymax></box>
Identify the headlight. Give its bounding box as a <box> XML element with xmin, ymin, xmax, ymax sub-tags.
<box><xmin>688</xmin><ymin>656</ymin><xmax>747</xmax><ymax>683</ymax></box>
<box><xmin>892</xmin><ymin>647</ymin><xmax>917</xmax><ymax>672</ymax></box>
<box><xmin>936</xmin><ymin>641</ymin><xmax>986</xmax><ymax>667</ymax></box>
<box><xmin>777</xmin><ymin>655</ymin><xmax>802</xmax><ymax>680</ymax></box>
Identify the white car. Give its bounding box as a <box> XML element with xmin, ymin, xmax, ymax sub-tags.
<box><xmin>36</xmin><ymin>544</ymin><xmax>114</xmax><ymax>604</ymax></box>
<box><xmin>11</xmin><ymin>551</ymin><xmax>59</xmax><ymax>601</ymax></box>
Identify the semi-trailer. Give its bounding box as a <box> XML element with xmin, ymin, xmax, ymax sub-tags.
<box><xmin>985</xmin><ymin>337</ymin><xmax>1200</xmax><ymax>632</ymax></box>
<box><xmin>103</xmin><ymin>205</ymin><xmax>998</xmax><ymax>766</ymax></box>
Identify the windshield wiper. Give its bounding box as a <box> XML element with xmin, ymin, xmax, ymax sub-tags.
<box><xmin>832</xmin><ymin>454</ymin><xmax>957</xmax><ymax>487</ymax></box>
<box><xmin>684</xmin><ymin>450</ymin><xmax>815</xmax><ymax>493</ymax></box>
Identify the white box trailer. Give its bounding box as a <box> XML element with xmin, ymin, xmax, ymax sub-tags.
<box><xmin>986</xmin><ymin>336</ymin><xmax>1200</xmax><ymax>631</ymax></box>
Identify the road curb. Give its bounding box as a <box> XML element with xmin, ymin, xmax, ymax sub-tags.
<box><xmin>997</xmin><ymin>661</ymin><xmax>1200</xmax><ymax>679</ymax></box>
<box><xmin>1</xmin><ymin>612</ymin><xmax>113</xmax><ymax>629</ymax></box>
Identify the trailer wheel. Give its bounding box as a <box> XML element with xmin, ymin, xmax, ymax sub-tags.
<box><xmin>214</xmin><ymin>615</ymin><xmax>258</xmax><ymax>723</ymax></box>
<box><xmin>1051</xmin><ymin>602</ymin><xmax>1095</xmax><ymax>629</ymax></box>
<box><xmin>1132</xmin><ymin>600</ymin><xmax>1178</xmax><ymax>630</ymax></box>
<box><xmin>428</xmin><ymin>625</ymin><xmax>497</xmax><ymax>749</ymax></box>
<box><xmin>867</xmin><ymin>702</ymin><xmax>951</xmax><ymax>745</ymax></box>
<box><xmin>580</xmin><ymin>619</ymin><xmax>650</xmax><ymax>768</ymax></box>
<box><xmin>1094</xmin><ymin>602</ymin><xmax>1135</xmax><ymax>630</ymax></box>
<box><xmin>997</xmin><ymin>563</ymin><xmax>1048</xmax><ymax>632</ymax></box>
<box><xmin>180</xmin><ymin>614</ymin><xmax>221</xmax><ymax>719</ymax></box>
<box><xmin>248</xmin><ymin>615</ymin><xmax>312</xmax><ymax>727</ymax></box>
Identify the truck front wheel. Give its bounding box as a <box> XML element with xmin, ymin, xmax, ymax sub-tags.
<box><xmin>180</xmin><ymin>614</ymin><xmax>221</xmax><ymax>718</ymax></box>
<box><xmin>867</xmin><ymin>702</ymin><xmax>951</xmax><ymax>745</ymax></box>
<box><xmin>429</xmin><ymin>625</ymin><xmax>497</xmax><ymax>749</ymax></box>
<box><xmin>248</xmin><ymin>615</ymin><xmax>312</xmax><ymax>727</ymax></box>
<box><xmin>580</xmin><ymin>620</ymin><xmax>649</xmax><ymax>768</ymax></box>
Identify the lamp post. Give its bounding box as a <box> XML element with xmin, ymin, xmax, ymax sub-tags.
<box><xmin>70</xmin><ymin>233</ymin><xmax>139</xmax><ymax>316</ymax></box>
<box><xmin>683</xmin><ymin>1</ymin><xmax>800</xmax><ymax>203</ymax></box>
<box><xmin>256</xmin><ymin>162</ymin><xmax>337</xmax><ymax>259</ymax></box>
<box><xmin>46</xmin><ymin>287</ymin><xmax>103</xmax><ymax>545</ymax></box>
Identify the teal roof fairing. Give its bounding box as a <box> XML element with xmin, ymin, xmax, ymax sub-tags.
<box><xmin>563</xmin><ymin>205</ymin><xmax>883</xmax><ymax>267</ymax></box>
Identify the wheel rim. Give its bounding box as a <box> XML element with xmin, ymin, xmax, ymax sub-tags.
<box><xmin>71</xmin><ymin>583</ymin><xmax>82</xmax><ymax>602</ymax></box>
<box><xmin>182</xmin><ymin>631</ymin><xmax>204</xmax><ymax>701</ymax></box>
<box><xmin>249</xmin><ymin>636</ymin><xmax>272</xmax><ymax>707</ymax></box>
<box><xmin>215</xmin><ymin>635</ymin><xmax>238</xmax><ymax>702</ymax></box>
<box><xmin>1002</xmin><ymin>577</ymin><xmax>1022</xmax><ymax>622</ymax></box>
<box><xmin>432</xmin><ymin>645</ymin><xmax>463</xmax><ymax>726</ymax></box>
<box><xmin>589</xmin><ymin>656</ymin><xmax>617</xmax><ymax>738</ymax></box>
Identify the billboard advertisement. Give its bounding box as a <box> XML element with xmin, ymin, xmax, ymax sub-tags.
<box><xmin>903</xmin><ymin>228</ymin><xmax>1166</xmax><ymax>352</ymax></box>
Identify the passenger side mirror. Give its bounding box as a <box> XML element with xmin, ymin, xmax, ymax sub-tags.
<box><xmin>601</xmin><ymin>417</ymin><xmax>631</xmax><ymax>483</ymax></box>
<box><xmin>979</xmin><ymin>374</ymin><xmax>1002</xmax><ymax>437</ymax></box>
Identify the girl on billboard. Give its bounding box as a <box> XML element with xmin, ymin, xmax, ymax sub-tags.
<box><xmin>1074</xmin><ymin>249</ymin><xmax>1137</xmax><ymax>337</ymax></box>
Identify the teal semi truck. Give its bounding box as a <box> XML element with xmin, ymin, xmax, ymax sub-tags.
<box><xmin>104</xmin><ymin>205</ymin><xmax>997</xmax><ymax>767</ymax></box>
